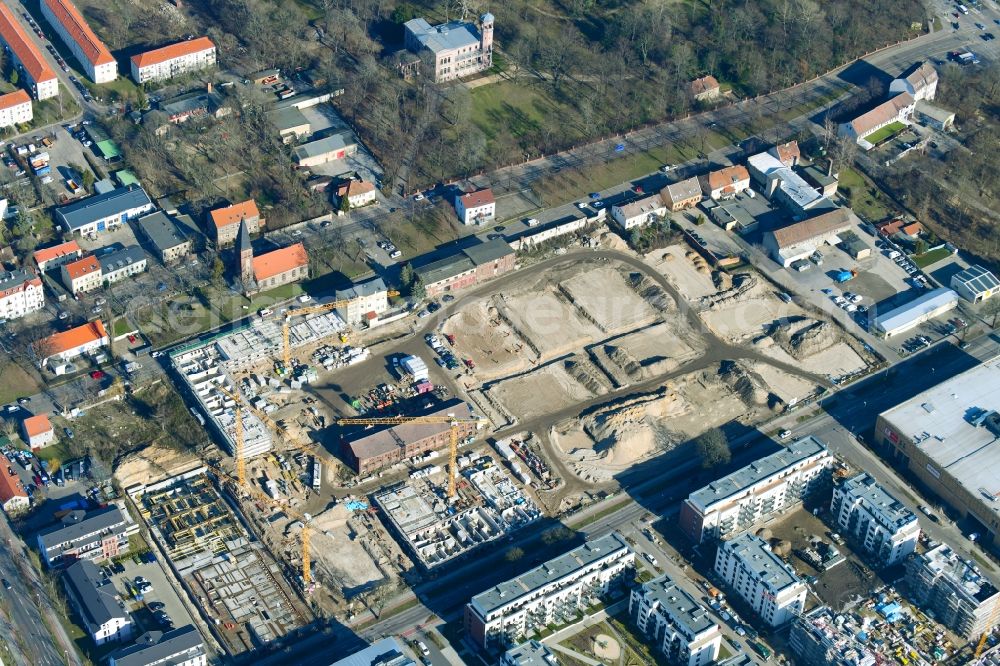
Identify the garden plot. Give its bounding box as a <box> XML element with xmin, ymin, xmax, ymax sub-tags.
<box><xmin>557</xmin><ymin>265</ymin><xmax>661</xmax><ymax>333</ymax></box>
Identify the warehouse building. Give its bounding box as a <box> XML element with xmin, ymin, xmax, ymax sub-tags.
<box><xmin>54</xmin><ymin>186</ymin><xmax>155</xmax><ymax>236</ymax></box>
<box><xmin>293</xmin><ymin>132</ymin><xmax>358</xmax><ymax>167</ymax></box>
<box><xmin>342</xmin><ymin>399</ymin><xmax>479</xmax><ymax>474</ymax></box>
<box><xmin>630</xmin><ymin>573</ymin><xmax>721</xmax><ymax>666</ymax></box>
<box><xmin>714</xmin><ymin>533</ymin><xmax>807</xmax><ymax>627</ymax></box>
<box><xmin>950</xmin><ymin>264</ymin><xmax>1000</xmax><ymax>304</ymax></box>
<box><xmin>413</xmin><ymin>239</ymin><xmax>515</xmax><ymax>297</ymax></box>
<box><xmin>830</xmin><ymin>472</ymin><xmax>920</xmax><ymax>566</ymax></box>
<box><xmin>679</xmin><ymin>437</ymin><xmax>834</xmax><ymax>543</ymax></box>
<box><xmin>465</xmin><ymin>533</ymin><xmax>634</xmax><ymax>650</ymax></box>
<box><xmin>873</xmin><ymin>287</ymin><xmax>958</xmax><ymax>337</ymax></box>
<box><xmin>875</xmin><ymin>357</ymin><xmax>1000</xmax><ymax>550</ymax></box>
<box><xmin>762</xmin><ymin>207</ymin><xmax>853</xmax><ymax>267</ymax></box>
<box><xmin>747</xmin><ymin>147</ymin><xmax>829</xmax><ymax>217</ymax></box>
<box><xmin>905</xmin><ymin>542</ymin><xmax>1000</xmax><ymax>640</ymax></box>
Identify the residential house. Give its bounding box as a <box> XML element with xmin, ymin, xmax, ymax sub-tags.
<box><xmin>611</xmin><ymin>194</ymin><xmax>667</xmax><ymax>230</ymax></box>
<box><xmin>762</xmin><ymin>207</ymin><xmax>853</xmax><ymax>267</ymax></box>
<box><xmin>714</xmin><ymin>533</ymin><xmax>807</xmax><ymax>627</ymax></box>
<box><xmin>630</xmin><ymin>573</ymin><xmax>721</xmax><ymax>666</ymax></box>
<box><xmin>0</xmin><ymin>464</ymin><xmax>29</xmax><ymax>514</ymax></box>
<box><xmin>98</xmin><ymin>245</ymin><xmax>148</xmax><ymax>285</ymax></box>
<box><xmin>33</xmin><ymin>320</ymin><xmax>109</xmax><ymax>373</ymax></box>
<box><xmin>21</xmin><ymin>413</ymin><xmax>55</xmax><ymax>450</ymax></box>
<box><xmin>690</xmin><ymin>75</ymin><xmax>721</xmax><ymax>102</ymax></box>
<box><xmin>335</xmin><ymin>277</ymin><xmax>390</xmax><ymax>326</ymax></box>
<box><xmin>293</xmin><ymin>132</ymin><xmax>358</xmax><ymax>167</ymax></box>
<box><xmin>54</xmin><ymin>186</ymin><xmax>155</xmax><ymax>236</ymax></box>
<box><xmin>951</xmin><ymin>265</ymin><xmax>1000</xmax><ymax>303</ymax></box>
<box><xmin>34</xmin><ymin>240</ymin><xmax>82</xmax><ymax>273</ymax></box>
<box><xmin>404</xmin><ymin>14</ymin><xmax>493</xmax><ymax>83</ymax></box>
<box><xmin>773</xmin><ymin>140</ymin><xmax>801</xmax><ymax>167</ymax></box>
<box><xmin>61</xmin><ymin>254</ymin><xmax>102</xmax><ymax>294</ymax></box>
<box><xmin>37</xmin><ymin>506</ymin><xmax>130</xmax><ymax>568</ymax></box>
<box><xmin>41</xmin><ymin>0</ymin><xmax>117</xmax><ymax>83</ymax></box>
<box><xmin>889</xmin><ymin>61</ymin><xmax>938</xmax><ymax>102</ymax></box>
<box><xmin>134</xmin><ymin>211</ymin><xmax>191</xmax><ymax>263</ymax></box>
<box><xmin>465</xmin><ymin>534</ymin><xmax>634</xmax><ymax>650</ymax></box>
<box><xmin>0</xmin><ymin>4</ymin><xmax>59</xmax><ymax>99</ymax></box>
<box><xmin>414</xmin><ymin>239</ymin><xmax>515</xmax><ymax>297</ymax></box>
<box><xmin>839</xmin><ymin>93</ymin><xmax>915</xmax><ymax>148</ymax></box>
<box><xmin>159</xmin><ymin>90</ymin><xmax>229</xmax><ymax>125</ymax></box>
<box><xmin>660</xmin><ymin>177</ymin><xmax>703</xmax><ymax>212</ymax></box>
<box><xmin>130</xmin><ymin>37</ymin><xmax>216</xmax><ymax>84</ymax></box>
<box><xmin>63</xmin><ymin>560</ymin><xmax>133</xmax><ymax>645</ymax></box>
<box><xmin>454</xmin><ymin>188</ymin><xmax>496</xmax><ymax>225</ymax></box>
<box><xmin>0</xmin><ymin>268</ymin><xmax>44</xmax><ymax>320</ymax></box>
<box><xmin>108</xmin><ymin>625</ymin><xmax>207</xmax><ymax>666</ymax></box>
<box><xmin>209</xmin><ymin>199</ymin><xmax>262</xmax><ymax>246</ymax></box>
<box><xmin>830</xmin><ymin>472</ymin><xmax>920</xmax><ymax>566</ymax></box>
<box><xmin>335</xmin><ymin>179</ymin><xmax>378</xmax><ymax>209</ymax></box>
<box><xmin>0</xmin><ymin>89</ymin><xmax>32</xmax><ymax>127</ymax></box>
<box><xmin>702</xmin><ymin>165</ymin><xmax>751</xmax><ymax>200</ymax></box>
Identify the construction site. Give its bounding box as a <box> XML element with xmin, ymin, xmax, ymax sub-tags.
<box><xmin>373</xmin><ymin>453</ymin><xmax>542</xmax><ymax>569</ymax></box>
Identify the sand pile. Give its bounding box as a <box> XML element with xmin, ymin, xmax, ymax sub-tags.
<box><xmin>114</xmin><ymin>443</ymin><xmax>201</xmax><ymax>490</ymax></box>
<box><xmin>700</xmin><ymin>273</ymin><xmax>757</xmax><ymax>308</ymax></box>
<box><xmin>565</xmin><ymin>358</ymin><xmax>607</xmax><ymax>393</ymax></box>
<box><xmin>774</xmin><ymin>320</ymin><xmax>838</xmax><ymax>359</ymax></box>
<box><xmin>719</xmin><ymin>360</ymin><xmax>773</xmax><ymax>408</ymax></box>
<box><xmin>605</xmin><ymin>345</ymin><xmax>642</xmax><ymax>380</ymax></box>
<box><xmin>582</xmin><ymin>390</ymin><xmax>689</xmax><ymax>466</ymax></box>
<box><xmin>600</xmin><ymin>232</ymin><xmax>629</xmax><ymax>251</ymax></box>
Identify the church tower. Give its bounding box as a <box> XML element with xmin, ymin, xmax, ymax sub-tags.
<box><xmin>480</xmin><ymin>13</ymin><xmax>494</xmax><ymax>69</ymax></box>
<box><xmin>237</xmin><ymin>218</ymin><xmax>255</xmax><ymax>293</ymax></box>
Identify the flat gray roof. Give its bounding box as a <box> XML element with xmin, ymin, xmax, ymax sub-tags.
<box><xmin>879</xmin><ymin>356</ymin><xmax>1000</xmax><ymax>515</ymax></box>
<box><xmin>724</xmin><ymin>533</ymin><xmax>803</xmax><ymax>593</ymax></box>
<box><xmin>64</xmin><ymin>560</ymin><xmax>129</xmax><ymax>633</ymax></box>
<box><xmin>55</xmin><ymin>186</ymin><xmax>153</xmax><ymax>231</ymax></box>
<box><xmin>502</xmin><ymin>640</ymin><xmax>559</xmax><ymax>665</ymax></box>
<box><xmin>336</xmin><ymin>276</ymin><xmax>387</xmax><ymax>302</ymax></box>
<box><xmin>688</xmin><ymin>437</ymin><xmax>829</xmax><ymax>512</ymax></box>
<box><xmin>641</xmin><ymin>573</ymin><xmax>718</xmax><ymax>638</ymax></box>
<box><xmin>405</xmin><ymin>18</ymin><xmax>481</xmax><ymax>53</ymax></box>
<box><xmin>109</xmin><ymin>625</ymin><xmax>204</xmax><ymax>666</ymax></box>
<box><xmin>268</xmin><ymin>106</ymin><xmax>310</xmax><ymax>132</ymax></box>
<box><xmin>329</xmin><ymin>637</ymin><xmax>414</xmax><ymax>666</ymax></box>
<box><xmin>875</xmin><ymin>288</ymin><xmax>958</xmax><ymax>334</ymax></box>
<box><xmin>135</xmin><ymin>211</ymin><xmax>188</xmax><ymax>253</ymax></box>
<box><xmin>463</xmin><ymin>238</ymin><xmax>513</xmax><ymax>265</ymax></box>
<box><xmin>470</xmin><ymin>534</ymin><xmax>631</xmax><ymax>616</ymax></box>
<box><xmin>294</xmin><ymin>133</ymin><xmax>356</xmax><ymax>160</ymax></box>
<box><xmin>840</xmin><ymin>473</ymin><xmax>917</xmax><ymax>530</ymax></box>
<box><xmin>414</xmin><ymin>254</ymin><xmax>475</xmax><ymax>286</ymax></box>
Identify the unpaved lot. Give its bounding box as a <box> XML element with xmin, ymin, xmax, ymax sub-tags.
<box><xmin>558</xmin><ymin>265</ymin><xmax>660</xmax><ymax>333</ymax></box>
<box><xmin>647</xmin><ymin>245</ymin><xmax>718</xmax><ymax>299</ymax></box>
<box><xmin>485</xmin><ymin>361</ymin><xmax>605</xmax><ymax>421</ymax></box>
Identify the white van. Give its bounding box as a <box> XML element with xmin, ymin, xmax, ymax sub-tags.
<box><xmin>958</xmin><ymin>4</ymin><xmax>969</xmax><ymax>14</ymax></box>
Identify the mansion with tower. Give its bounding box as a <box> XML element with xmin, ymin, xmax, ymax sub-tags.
<box><xmin>403</xmin><ymin>12</ymin><xmax>494</xmax><ymax>83</ymax></box>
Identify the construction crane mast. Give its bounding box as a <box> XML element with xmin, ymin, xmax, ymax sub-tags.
<box><xmin>336</xmin><ymin>414</ymin><xmax>487</xmax><ymax>498</ymax></box>
<box><xmin>281</xmin><ymin>291</ymin><xmax>399</xmax><ymax>368</ymax></box>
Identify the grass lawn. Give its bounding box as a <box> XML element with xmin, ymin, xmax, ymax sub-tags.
<box><xmin>912</xmin><ymin>246</ymin><xmax>952</xmax><ymax>268</ymax></box>
<box><xmin>470</xmin><ymin>80</ymin><xmax>557</xmax><ymax>141</ymax></box>
<box><xmin>838</xmin><ymin>167</ymin><xmax>893</xmax><ymax>222</ymax></box>
<box><xmin>113</xmin><ymin>318</ymin><xmax>135</xmax><ymax>337</ymax></box>
<box><xmin>0</xmin><ymin>362</ymin><xmax>43</xmax><ymax>405</ymax></box>
<box><xmin>134</xmin><ymin>296</ymin><xmax>218</xmax><ymax>348</ymax></box>
<box><xmin>864</xmin><ymin>121</ymin><xmax>907</xmax><ymax>146</ymax></box>
<box><xmin>34</xmin><ymin>440</ymin><xmax>74</xmax><ymax>470</ymax></box>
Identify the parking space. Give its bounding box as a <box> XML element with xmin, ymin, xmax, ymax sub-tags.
<box><xmin>105</xmin><ymin>555</ymin><xmax>197</xmax><ymax>636</ymax></box>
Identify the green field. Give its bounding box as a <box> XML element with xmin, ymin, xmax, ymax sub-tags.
<box><xmin>838</xmin><ymin>167</ymin><xmax>893</xmax><ymax>222</ymax></box>
<box><xmin>864</xmin><ymin>121</ymin><xmax>907</xmax><ymax>146</ymax></box>
<box><xmin>912</xmin><ymin>246</ymin><xmax>951</xmax><ymax>268</ymax></box>
<box><xmin>470</xmin><ymin>81</ymin><xmax>556</xmax><ymax>141</ymax></box>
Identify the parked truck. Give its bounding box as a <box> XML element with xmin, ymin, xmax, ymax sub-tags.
<box><xmin>834</xmin><ymin>269</ymin><xmax>858</xmax><ymax>283</ymax></box>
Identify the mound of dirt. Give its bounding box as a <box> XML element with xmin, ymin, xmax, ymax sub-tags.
<box><xmin>700</xmin><ymin>273</ymin><xmax>757</xmax><ymax>308</ymax></box>
<box><xmin>773</xmin><ymin>320</ymin><xmax>838</xmax><ymax>359</ymax></box>
<box><xmin>582</xmin><ymin>390</ymin><xmax>689</xmax><ymax>466</ymax></box>
<box><xmin>114</xmin><ymin>443</ymin><xmax>201</xmax><ymax>490</ymax></box>
<box><xmin>605</xmin><ymin>345</ymin><xmax>642</xmax><ymax>379</ymax></box>
<box><xmin>719</xmin><ymin>360</ymin><xmax>771</xmax><ymax>407</ymax></box>
<box><xmin>565</xmin><ymin>359</ymin><xmax>606</xmax><ymax>393</ymax></box>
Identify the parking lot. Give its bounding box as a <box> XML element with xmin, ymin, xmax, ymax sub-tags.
<box><xmin>105</xmin><ymin>554</ymin><xmax>199</xmax><ymax>638</ymax></box>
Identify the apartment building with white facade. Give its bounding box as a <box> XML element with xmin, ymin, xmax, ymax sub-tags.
<box><xmin>0</xmin><ymin>3</ymin><xmax>59</xmax><ymax>100</ymax></box>
<box><xmin>714</xmin><ymin>533</ymin><xmax>807</xmax><ymax>627</ymax></box>
<box><xmin>64</xmin><ymin>559</ymin><xmax>134</xmax><ymax>645</ymax></box>
<box><xmin>831</xmin><ymin>472</ymin><xmax>920</xmax><ymax>566</ymax></box>
<box><xmin>61</xmin><ymin>254</ymin><xmax>102</xmax><ymax>294</ymax></box>
<box><xmin>108</xmin><ymin>625</ymin><xmax>207</xmax><ymax>666</ymax></box>
<box><xmin>130</xmin><ymin>37</ymin><xmax>216</xmax><ymax>84</ymax></box>
<box><xmin>0</xmin><ymin>89</ymin><xmax>32</xmax><ymax>127</ymax></box>
<box><xmin>41</xmin><ymin>0</ymin><xmax>117</xmax><ymax>83</ymax></box>
<box><xmin>404</xmin><ymin>13</ymin><xmax>493</xmax><ymax>83</ymax></box>
<box><xmin>905</xmin><ymin>543</ymin><xmax>1000</xmax><ymax>639</ymax></box>
<box><xmin>465</xmin><ymin>534</ymin><xmax>634</xmax><ymax>650</ymax></box>
<box><xmin>98</xmin><ymin>245</ymin><xmax>148</xmax><ymax>285</ymax></box>
<box><xmin>630</xmin><ymin>573</ymin><xmax>721</xmax><ymax>666</ymax></box>
<box><xmin>0</xmin><ymin>268</ymin><xmax>44</xmax><ymax>320</ymax></box>
<box><xmin>37</xmin><ymin>506</ymin><xmax>130</xmax><ymax>568</ymax></box>
<box><xmin>679</xmin><ymin>437</ymin><xmax>834</xmax><ymax>543</ymax></box>
<box><xmin>335</xmin><ymin>277</ymin><xmax>390</xmax><ymax>326</ymax></box>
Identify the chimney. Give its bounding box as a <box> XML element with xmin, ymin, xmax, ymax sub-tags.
<box><xmin>827</xmin><ymin>158</ymin><xmax>834</xmax><ymax>177</ymax></box>
<box><xmin>206</xmin><ymin>82</ymin><xmax>213</xmax><ymax>94</ymax></box>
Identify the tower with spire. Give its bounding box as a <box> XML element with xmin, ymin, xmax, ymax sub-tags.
<box><xmin>237</xmin><ymin>218</ymin><xmax>256</xmax><ymax>295</ymax></box>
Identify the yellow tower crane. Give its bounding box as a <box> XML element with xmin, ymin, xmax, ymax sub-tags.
<box><xmin>281</xmin><ymin>292</ymin><xmax>399</xmax><ymax>369</ymax></box>
<box><xmin>336</xmin><ymin>414</ymin><xmax>488</xmax><ymax>498</ymax></box>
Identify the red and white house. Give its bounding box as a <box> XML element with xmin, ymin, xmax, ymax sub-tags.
<box><xmin>34</xmin><ymin>239</ymin><xmax>83</xmax><ymax>273</ymax></box>
<box><xmin>34</xmin><ymin>320</ymin><xmax>109</xmax><ymax>373</ymax></box>
<box><xmin>0</xmin><ymin>89</ymin><xmax>32</xmax><ymax>128</ymax></box>
<box><xmin>21</xmin><ymin>413</ymin><xmax>55</xmax><ymax>449</ymax></box>
<box><xmin>454</xmin><ymin>188</ymin><xmax>496</xmax><ymax>225</ymax></box>
<box><xmin>0</xmin><ymin>268</ymin><xmax>44</xmax><ymax>321</ymax></box>
<box><xmin>130</xmin><ymin>37</ymin><xmax>217</xmax><ymax>84</ymax></box>
<box><xmin>41</xmin><ymin>0</ymin><xmax>117</xmax><ymax>83</ymax></box>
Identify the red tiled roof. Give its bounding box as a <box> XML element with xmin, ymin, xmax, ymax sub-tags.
<box><xmin>877</xmin><ymin>219</ymin><xmax>905</xmax><ymax>235</ymax></box>
<box><xmin>691</xmin><ymin>75</ymin><xmax>719</xmax><ymax>95</ymax></box>
<box><xmin>131</xmin><ymin>36</ymin><xmax>215</xmax><ymax>69</ymax></box>
<box><xmin>34</xmin><ymin>320</ymin><xmax>107</xmax><ymax>358</ymax></box>
<box><xmin>707</xmin><ymin>165</ymin><xmax>749</xmax><ymax>192</ymax></box>
<box><xmin>901</xmin><ymin>222</ymin><xmax>924</xmax><ymax>236</ymax></box>
<box><xmin>458</xmin><ymin>188</ymin><xmax>494</xmax><ymax>208</ymax></box>
<box><xmin>337</xmin><ymin>180</ymin><xmax>375</xmax><ymax>198</ymax></box>
<box><xmin>253</xmin><ymin>243</ymin><xmax>308</xmax><ymax>282</ymax></box>
<box><xmin>0</xmin><ymin>89</ymin><xmax>30</xmax><ymax>111</ymax></box>
<box><xmin>34</xmin><ymin>240</ymin><xmax>81</xmax><ymax>266</ymax></box>
<box><xmin>23</xmin><ymin>413</ymin><xmax>52</xmax><ymax>437</ymax></box>
<box><xmin>774</xmin><ymin>141</ymin><xmax>800</xmax><ymax>165</ymax></box>
<box><xmin>63</xmin><ymin>254</ymin><xmax>99</xmax><ymax>280</ymax></box>
<box><xmin>42</xmin><ymin>0</ymin><xmax>114</xmax><ymax>66</ymax></box>
<box><xmin>849</xmin><ymin>93</ymin><xmax>914</xmax><ymax>137</ymax></box>
<box><xmin>210</xmin><ymin>199</ymin><xmax>260</xmax><ymax>230</ymax></box>
<box><xmin>0</xmin><ymin>4</ymin><xmax>57</xmax><ymax>85</ymax></box>
<box><xmin>0</xmin><ymin>465</ymin><xmax>26</xmax><ymax>502</ymax></box>
<box><xmin>770</xmin><ymin>208</ymin><xmax>852</xmax><ymax>249</ymax></box>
